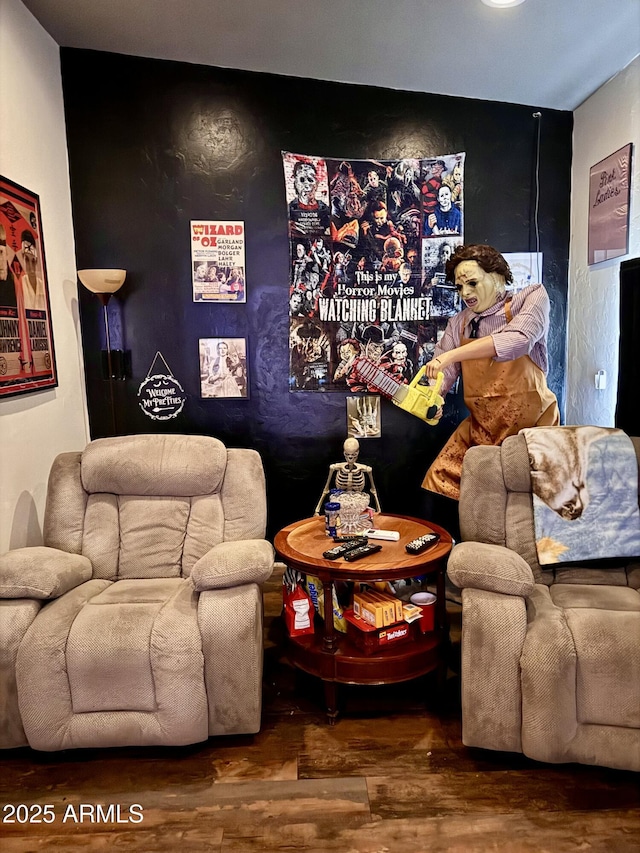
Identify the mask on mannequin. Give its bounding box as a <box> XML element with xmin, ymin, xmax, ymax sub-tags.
<box><xmin>454</xmin><ymin>260</ymin><xmax>505</xmax><ymax>314</ymax></box>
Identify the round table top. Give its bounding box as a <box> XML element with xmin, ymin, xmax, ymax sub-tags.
<box><xmin>274</xmin><ymin>513</ymin><xmax>453</xmax><ymax>582</ymax></box>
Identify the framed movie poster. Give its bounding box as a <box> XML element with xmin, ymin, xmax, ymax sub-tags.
<box><xmin>588</xmin><ymin>143</ymin><xmax>633</xmax><ymax>266</ymax></box>
<box><xmin>0</xmin><ymin>176</ymin><xmax>57</xmax><ymax>398</ymax></box>
<box><xmin>191</xmin><ymin>221</ymin><xmax>246</xmax><ymax>303</ymax></box>
<box><xmin>199</xmin><ymin>337</ymin><xmax>249</xmax><ymax>399</ymax></box>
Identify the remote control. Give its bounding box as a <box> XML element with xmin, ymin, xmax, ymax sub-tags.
<box><xmin>343</xmin><ymin>543</ymin><xmax>383</xmax><ymax>562</ymax></box>
<box><xmin>332</xmin><ymin>535</ymin><xmax>368</xmax><ymax>543</ymax></box>
<box><xmin>323</xmin><ymin>539</ymin><xmax>368</xmax><ymax>560</ymax></box>
<box><xmin>405</xmin><ymin>533</ymin><xmax>440</xmax><ymax>554</ymax></box>
<box><xmin>364</xmin><ymin>528</ymin><xmax>400</xmax><ymax>541</ymax></box>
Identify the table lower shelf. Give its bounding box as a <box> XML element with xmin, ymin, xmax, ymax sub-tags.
<box><xmin>286</xmin><ymin>625</ymin><xmax>445</xmax><ymax>686</ymax></box>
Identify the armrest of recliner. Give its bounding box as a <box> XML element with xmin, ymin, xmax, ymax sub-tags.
<box><xmin>0</xmin><ymin>547</ymin><xmax>92</xmax><ymax>600</ymax></box>
<box><xmin>190</xmin><ymin>539</ymin><xmax>275</xmax><ymax>591</ymax></box>
<box><xmin>447</xmin><ymin>541</ymin><xmax>535</xmax><ymax>597</ymax></box>
<box><xmin>448</xmin><ymin>541</ymin><xmax>534</xmax><ymax>755</ymax></box>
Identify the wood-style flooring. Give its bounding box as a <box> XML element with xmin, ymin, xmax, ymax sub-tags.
<box><xmin>2</xmin><ymin>565</ymin><xmax>639</xmax><ymax>852</ymax></box>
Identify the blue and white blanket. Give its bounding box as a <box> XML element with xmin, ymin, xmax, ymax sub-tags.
<box><xmin>520</xmin><ymin>426</ymin><xmax>640</xmax><ymax>566</ymax></box>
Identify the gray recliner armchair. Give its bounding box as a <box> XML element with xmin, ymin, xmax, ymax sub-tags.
<box><xmin>448</xmin><ymin>430</ymin><xmax>640</xmax><ymax>772</ymax></box>
<box><xmin>0</xmin><ymin>434</ymin><xmax>274</xmax><ymax>751</ymax></box>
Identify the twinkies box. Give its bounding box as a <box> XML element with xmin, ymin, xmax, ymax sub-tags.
<box><xmin>344</xmin><ymin>609</ymin><xmax>415</xmax><ymax>655</ymax></box>
<box><xmin>363</xmin><ymin>589</ymin><xmax>404</xmax><ymax>622</ymax></box>
<box><xmin>361</xmin><ymin>591</ymin><xmax>394</xmax><ymax>626</ymax></box>
<box><xmin>353</xmin><ymin>590</ymin><xmax>403</xmax><ymax>625</ymax></box>
<box><xmin>352</xmin><ymin>592</ymin><xmax>385</xmax><ymax>628</ymax></box>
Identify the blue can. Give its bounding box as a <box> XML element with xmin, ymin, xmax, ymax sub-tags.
<box><xmin>324</xmin><ymin>501</ymin><xmax>341</xmax><ymax>537</ymax></box>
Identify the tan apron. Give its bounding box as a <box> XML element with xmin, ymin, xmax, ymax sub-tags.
<box><xmin>422</xmin><ymin>301</ymin><xmax>559</xmax><ymax>500</ymax></box>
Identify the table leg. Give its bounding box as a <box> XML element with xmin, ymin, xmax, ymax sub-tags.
<box><xmin>322</xmin><ymin>578</ymin><xmax>337</xmax><ymax>651</ymax></box>
<box><xmin>324</xmin><ymin>680</ymin><xmax>339</xmax><ymax>724</ymax></box>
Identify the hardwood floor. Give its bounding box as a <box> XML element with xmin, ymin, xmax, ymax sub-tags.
<box><xmin>2</xmin><ymin>565</ymin><xmax>639</xmax><ymax>852</ymax></box>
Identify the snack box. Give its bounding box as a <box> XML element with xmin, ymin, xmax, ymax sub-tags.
<box><xmin>353</xmin><ymin>590</ymin><xmax>403</xmax><ymax>626</ymax></box>
<box><xmin>357</xmin><ymin>591</ymin><xmax>394</xmax><ymax>626</ymax></box>
<box><xmin>364</xmin><ymin>589</ymin><xmax>404</xmax><ymax>622</ymax></box>
<box><xmin>344</xmin><ymin>608</ymin><xmax>416</xmax><ymax>655</ymax></box>
<box><xmin>353</xmin><ymin>592</ymin><xmax>384</xmax><ymax>627</ymax></box>
<box><xmin>402</xmin><ymin>603</ymin><xmax>423</xmax><ymax>624</ymax></box>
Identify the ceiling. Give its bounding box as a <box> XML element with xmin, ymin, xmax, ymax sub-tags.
<box><xmin>22</xmin><ymin>0</ymin><xmax>640</xmax><ymax>111</ymax></box>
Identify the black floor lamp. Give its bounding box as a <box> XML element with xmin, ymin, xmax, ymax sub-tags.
<box><xmin>77</xmin><ymin>269</ymin><xmax>126</xmax><ymax>435</ymax></box>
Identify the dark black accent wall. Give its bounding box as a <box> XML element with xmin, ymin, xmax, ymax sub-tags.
<box><xmin>61</xmin><ymin>49</ymin><xmax>572</xmax><ymax>538</ymax></box>
<box><xmin>616</xmin><ymin>257</ymin><xmax>640</xmax><ymax>434</ymax></box>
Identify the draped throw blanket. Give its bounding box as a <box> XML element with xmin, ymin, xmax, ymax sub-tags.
<box><xmin>520</xmin><ymin>426</ymin><xmax>640</xmax><ymax>566</ymax></box>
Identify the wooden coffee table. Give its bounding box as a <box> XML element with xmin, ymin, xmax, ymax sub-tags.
<box><xmin>274</xmin><ymin>513</ymin><xmax>453</xmax><ymax>722</ymax></box>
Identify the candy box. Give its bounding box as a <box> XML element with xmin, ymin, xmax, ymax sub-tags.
<box><xmin>344</xmin><ymin>608</ymin><xmax>415</xmax><ymax>655</ymax></box>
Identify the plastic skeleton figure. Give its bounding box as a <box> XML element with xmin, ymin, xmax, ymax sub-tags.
<box><xmin>314</xmin><ymin>437</ymin><xmax>381</xmax><ymax>515</ymax></box>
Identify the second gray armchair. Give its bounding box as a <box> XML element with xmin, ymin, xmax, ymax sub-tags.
<box><xmin>447</xmin><ymin>430</ymin><xmax>640</xmax><ymax>772</ymax></box>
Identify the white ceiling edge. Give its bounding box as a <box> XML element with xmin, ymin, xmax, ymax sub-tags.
<box><xmin>20</xmin><ymin>0</ymin><xmax>640</xmax><ymax>112</ymax></box>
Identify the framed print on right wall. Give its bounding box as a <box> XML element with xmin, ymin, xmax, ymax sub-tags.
<box><xmin>588</xmin><ymin>143</ymin><xmax>633</xmax><ymax>266</ymax></box>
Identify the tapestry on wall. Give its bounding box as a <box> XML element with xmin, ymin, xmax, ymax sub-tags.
<box><xmin>282</xmin><ymin>152</ymin><xmax>465</xmax><ymax>391</ymax></box>
<box><xmin>0</xmin><ymin>176</ymin><xmax>57</xmax><ymax>398</ymax></box>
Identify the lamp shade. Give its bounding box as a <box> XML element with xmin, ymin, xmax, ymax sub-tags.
<box><xmin>78</xmin><ymin>269</ymin><xmax>126</xmax><ymax>294</ymax></box>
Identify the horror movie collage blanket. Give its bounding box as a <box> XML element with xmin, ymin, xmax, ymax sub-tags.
<box><xmin>283</xmin><ymin>152</ymin><xmax>465</xmax><ymax>392</ymax></box>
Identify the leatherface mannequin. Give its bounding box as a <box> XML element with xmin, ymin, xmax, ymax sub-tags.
<box><xmin>421</xmin><ymin>244</ymin><xmax>559</xmax><ymax>506</ymax></box>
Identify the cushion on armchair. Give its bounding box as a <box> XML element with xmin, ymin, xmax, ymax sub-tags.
<box><xmin>0</xmin><ymin>547</ymin><xmax>92</xmax><ymax>599</ymax></box>
<box><xmin>448</xmin><ymin>541</ymin><xmax>535</xmax><ymax>597</ymax></box>
<box><xmin>190</xmin><ymin>539</ymin><xmax>275</xmax><ymax>590</ymax></box>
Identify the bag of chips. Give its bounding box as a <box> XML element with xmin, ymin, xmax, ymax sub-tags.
<box><xmin>282</xmin><ymin>570</ymin><xmax>315</xmax><ymax>636</ymax></box>
<box><xmin>305</xmin><ymin>574</ymin><xmax>347</xmax><ymax>633</ymax></box>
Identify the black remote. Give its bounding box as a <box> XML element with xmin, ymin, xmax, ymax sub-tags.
<box><xmin>405</xmin><ymin>533</ymin><xmax>440</xmax><ymax>554</ymax></box>
<box><xmin>332</xmin><ymin>535</ymin><xmax>368</xmax><ymax>544</ymax></box>
<box><xmin>323</xmin><ymin>539</ymin><xmax>368</xmax><ymax>560</ymax></box>
<box><xmin>343</xmin><ymin>543</ymin><xmax>383</xmax><ymax>562</ymax></box>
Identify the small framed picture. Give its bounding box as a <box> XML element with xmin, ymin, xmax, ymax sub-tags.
<box><xmin>588</xmin><ymin>142</ymin><xmax>632</xmax><ymax>265</ymax></box>
<box><xmin>199</xmin><ymin>337</ymin><xmax>249</xmax><ymax>399</ymax></box>
<box><xmin>347</xmin><ymin>395</ymin><xmax>381</xmax><ymax>438</ymax></box>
